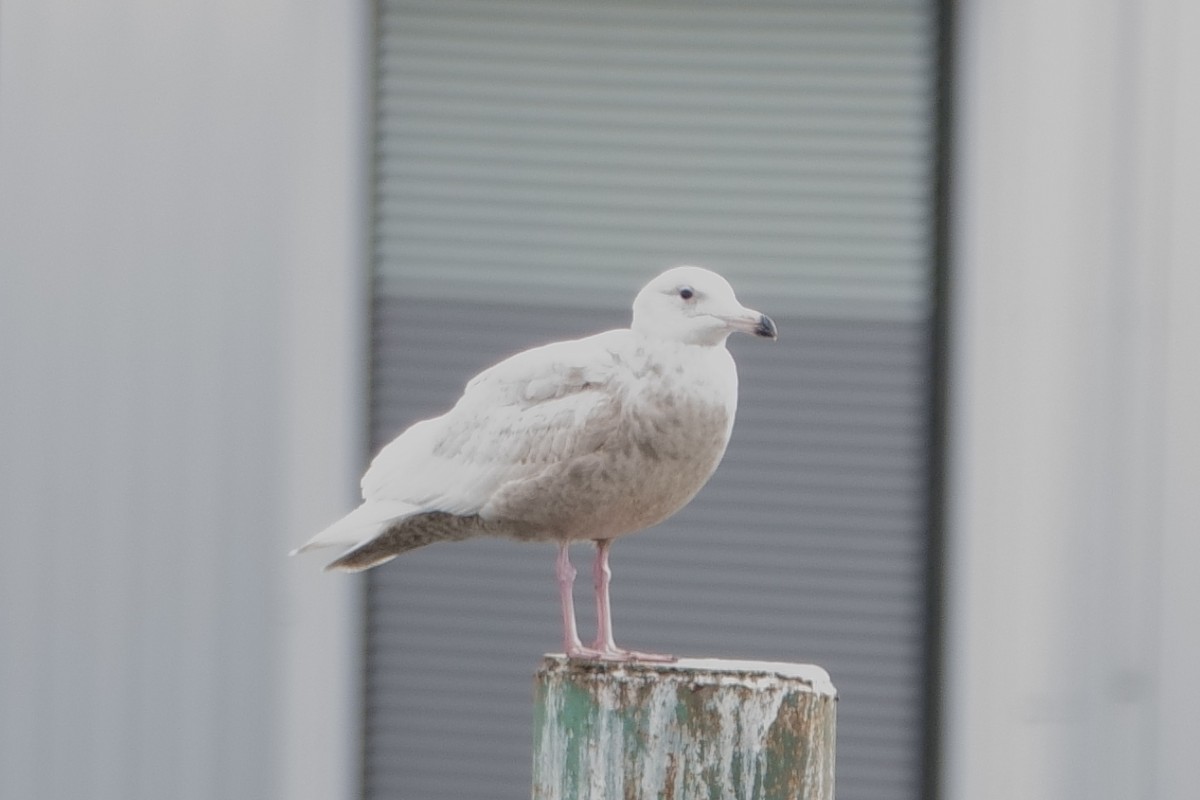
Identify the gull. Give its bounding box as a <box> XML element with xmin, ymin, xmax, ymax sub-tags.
<box><xmin>294</xmin><ymin>266</ymin><xmax>777</xmax><ymax>660</ymax></box>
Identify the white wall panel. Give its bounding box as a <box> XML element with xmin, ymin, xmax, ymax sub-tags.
<box><xmin>0</xmin><ymin>3</ymin><xmax>368</xmax><ymax>799</ymax></box>
<box><xmin>946</xmin><ymin>0</ymin><xmax>1200</xmax><ymax>798</ymax></box>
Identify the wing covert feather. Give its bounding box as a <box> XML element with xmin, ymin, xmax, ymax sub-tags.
<box><xmin>360</xmin><ymin>330</ymin><xmax>632</xmax><ymax>515</ymax></box>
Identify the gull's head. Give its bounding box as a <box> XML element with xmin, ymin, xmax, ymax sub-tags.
<box><xmin>631</xmin><ymin>265</ymin><xmax>778</xmax><ymax>346</ymax></box>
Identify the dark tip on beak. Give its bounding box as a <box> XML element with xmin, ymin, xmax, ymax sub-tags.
<box><xmin>754</xmin><ymin>314</ymin><xmax>778</xmax><ymax>340</ymax></box>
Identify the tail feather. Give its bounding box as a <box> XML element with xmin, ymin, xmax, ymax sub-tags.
<box><xmin>291</xmin><ymin>501</ymin><xmax>419</xmax><ymax>557</ymax></box>
<box><xmin>323</xmin><ymin>511</ymin><xmax>492</xmax><ymax>572</ymax></box>
<box><xmin>323</xmin><ymin>547</ymin><xmax>400</xmax><ymax>573</ymax></box>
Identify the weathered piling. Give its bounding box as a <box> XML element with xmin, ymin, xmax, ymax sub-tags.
<box><xmin>532</xmin><ymin>656</ymin><xmax>837</xmax><ymax>800</ymax></box>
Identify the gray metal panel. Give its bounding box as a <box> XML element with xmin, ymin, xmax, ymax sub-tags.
<box><xmin>374</xmin><ymin>0</ymin><xmax>935</xmax><ymax>320</ymax></box>
<box><xmin>366</xmin><ymin>300</ymin><xmax>930</xmax><ymax>800</ymax></box>
<box><xmin>366</xmin><ymin>1</ymin><xmax>937</xmax><ymax>799</ymax></box>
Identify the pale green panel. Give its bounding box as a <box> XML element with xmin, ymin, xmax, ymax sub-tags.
<box><xmin>374</xmin><ymin>0</ymin><xmax>937</xmax><ymax>320</ymax></box>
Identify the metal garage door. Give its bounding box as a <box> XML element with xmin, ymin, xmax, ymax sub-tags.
<box><xmin>365</xmin><ymin>2</ymin><xmax>942</xmax><ymax>798</ymax></box>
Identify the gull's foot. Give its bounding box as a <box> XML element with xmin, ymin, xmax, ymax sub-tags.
<box><xmin>565</xmin><ymin>641</ymin><xmax>676</xmax><ymax>663</ymax></box>
<box><xmin>564</xmin><ymin>642</ymin><xmax>608</xmax><ymax>660</ymax></box>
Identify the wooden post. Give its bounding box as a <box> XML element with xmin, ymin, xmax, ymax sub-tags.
<box><xmin>532</xmin><ymin>656</ymin><xmax>837</xmax><ymax>800</ymax></box>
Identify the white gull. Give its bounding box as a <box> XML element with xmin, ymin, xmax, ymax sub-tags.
<box><xmin>294</xmin><ymin>266</ymin><xmax>777</xmax><ymax>660</ymax></box>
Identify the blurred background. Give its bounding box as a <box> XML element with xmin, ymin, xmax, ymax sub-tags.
<box><xmin>0</xmin><ymin>2</ymin><xmax>1196</xmax><ymax>800</ymax></box>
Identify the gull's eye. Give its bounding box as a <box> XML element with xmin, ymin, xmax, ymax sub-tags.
<box><xmin>678</xmin><ymin>286</ymin><xmax>695</xmax><ymax>300</ymax></box>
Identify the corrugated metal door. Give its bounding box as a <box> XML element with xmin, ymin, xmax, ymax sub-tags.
<box><xmin>365</xmin><ymin>2</ymin><xmax>940</xmax><ymax>799</ymax></box>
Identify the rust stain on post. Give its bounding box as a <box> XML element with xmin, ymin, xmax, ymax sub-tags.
<box><xmin>532</xmin><ymin>656</ymin><xmax>837</xmax><ymax>800</ymax></box>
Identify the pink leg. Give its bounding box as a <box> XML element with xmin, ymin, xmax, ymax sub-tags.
<box><xmin>591</xmin><ymin>539</ymin><xmax>618</xmax><ymax>652</ymax></box>
<box><xmin>588</xmin><ymin>539</ymin><xmax>675</xmax><ymax>662</ymax></box>
<box><xmin>556</xmin><ymin>543</ymin><xmax>603</xmax><ymax>659</ymax></box>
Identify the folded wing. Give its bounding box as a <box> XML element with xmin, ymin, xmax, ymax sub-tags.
<box><xmin>295</xmin><ymin>329</ymin><xmax>632</xmax><ymax>559</ymax></box>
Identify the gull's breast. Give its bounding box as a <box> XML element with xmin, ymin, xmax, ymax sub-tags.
<box><xmin>486</xmin><ymin>384</ymin><xmax>735</xmax><ymax>542</ymax></box>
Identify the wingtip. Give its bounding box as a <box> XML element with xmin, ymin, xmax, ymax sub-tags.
<box><xmin>324</xmin><ymin>547</ymin><xmax>399</xmax><ymax>573</ymax></box>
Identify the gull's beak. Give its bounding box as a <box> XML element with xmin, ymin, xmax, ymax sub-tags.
<box><xmin>753</xmin><ymin>313</ymin><xmax>778</xmax><ymax>340</ymax></box>
<box><xmin>721</xmin><ymin>308</ymin><xmax>778</xmax><ymax>340</ymax></box>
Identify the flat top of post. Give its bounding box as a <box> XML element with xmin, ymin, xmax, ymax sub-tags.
<box><xmin>539</xmin><ymin>655</ymin><xmax>837</xmax><ymax>697</ymax></box>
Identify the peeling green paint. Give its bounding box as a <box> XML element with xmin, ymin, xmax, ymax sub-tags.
<box><xmin>532</xmin><ymin>656</ymin><xmax>837</xmax><ymax>800</ymax></box>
